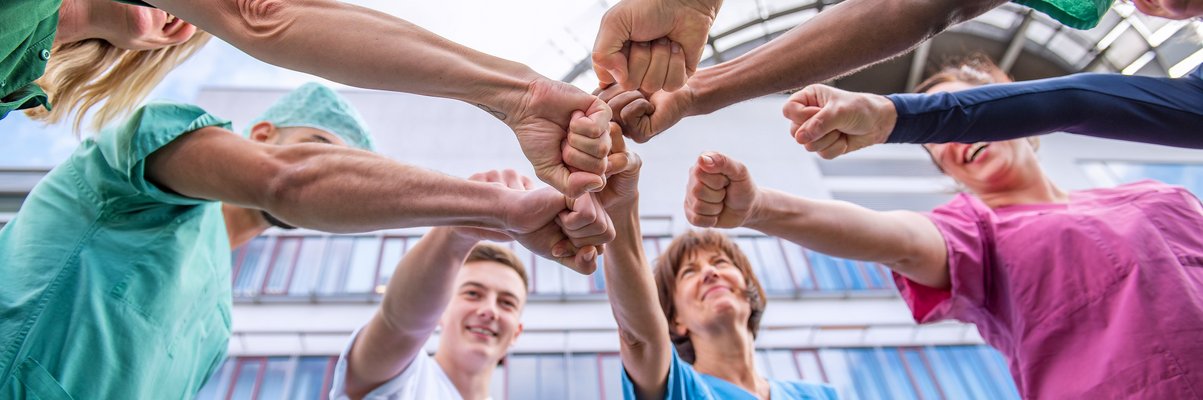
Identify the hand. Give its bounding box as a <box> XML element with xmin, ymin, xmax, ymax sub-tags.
<box><xmin>597</xmin><ymin>122</ymin><xmax>643</xmax><ymax>210</ymax></box>
<box><xmin>684</xmin><ymin>151</ymin><xmax>759</xmax><ymax>229</ymax></box>
<box><xmin>596</xmin><ymin>83</ymin><xmax>694</xmax><ymax>143</ymax></box>
<box><xmin>510</xmin><ymin>78</ymin><xmax>613</xmax><ymax>198</ymax></box>
<box><xmin>455</xmin><ymin>170</ymin><xmax>534</xmax><ymax>242</ymax></box>
<box><xmin>784</xmin><ymin>84</ymin><xmax>897</xmax><ymax>160</ymax></box>
<box><xmin>556</xmin><ymin>192</ymin><xmax>615</xmax><ymax>267</ymax></box>
<box><xmin>593</xmin><ymin>0</ymin><xmax>721</xmax><ymax>92</ymax></box>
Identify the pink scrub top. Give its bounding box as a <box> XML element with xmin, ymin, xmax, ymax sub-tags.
<box><xmin>895</xmin><ymin>180</ymin><xmax>1203</xmax><ymax>399</ymax></box>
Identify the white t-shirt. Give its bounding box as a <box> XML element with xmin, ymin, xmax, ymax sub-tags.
<box><xmin>329</xmin><ymin>328</ymin><xmax>472</xmax><ymax>400</ymax></box>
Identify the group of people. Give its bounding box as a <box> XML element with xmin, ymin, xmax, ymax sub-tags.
<box><xmin>1</xmin><ymin>0</ymin><xmax>1202</xmax><ymax>398</ymax></box>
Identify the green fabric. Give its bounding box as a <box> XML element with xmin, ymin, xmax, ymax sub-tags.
<box><xmin>245</xmin><ymin>83</ymin><xmax>377</xmax><ymax>151</ymax></box>
<box><xmin>1012</xmin><ymin>0</ymin><xmax>1112</xmax><ymax>30</ymax></box>
<box><xmin>0</xmin><ymin>102</ymin><xmax>234</xmax><ymax>399</ymax></box>
<box><xmin>0</xmin><ymin>0</ymin><xmax>60</xmax><ymax>120</ymax></box>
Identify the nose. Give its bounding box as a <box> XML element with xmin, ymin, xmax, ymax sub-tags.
<box><xmin>700</xmin><ymin>265</ymin><xmax>720</xmax><ymax>285</ymax></box>
<box><xmin>476</xmin><ymin>303</ymin><xmax>498</xmax><ymax>321</ymax></box>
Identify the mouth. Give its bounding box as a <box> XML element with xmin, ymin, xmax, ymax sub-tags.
<box><xmin>466</xmin><ymin>326</ymin><xmax>498</xmax><ymax>338</ymax></box>
<box><xmin>701</xmin><ymin>286</ymin><xmax>731</xmax><ymax>301</ymax></box>
<box><xmin>963</xmin><ymin>143</ymin><xmax>990</xmax><ymax>164</ymax></box>
<box><xmin>161</xmin><ymin>12</ymin><xmax>187</xmax><ymax>36</ymax></box>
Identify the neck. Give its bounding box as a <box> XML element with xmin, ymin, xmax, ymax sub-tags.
<box><xmin>222</xmin><ymin>204</ymin><xmax>270</xmax><ymax>249</ymax></box>
<box><xmin>54</xmin><ymin>0</ymin><xmax>95</xmax><ymax>45</ymax></box>
<box><xmin>976</xmin><ymin>169</ymin><xmax>1069</xmax><ymax>209</ymax></box>
<box><xmin>689</xmin><ymin>324</ymin><xmax>768</xmax><ymax>397</ymax></box>
<box><xmin>434</xmin><ymin>350</ymin><xmax>495</xmax><ymax>400</ymax></box>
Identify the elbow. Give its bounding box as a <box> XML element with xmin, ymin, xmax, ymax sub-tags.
<box><xmin>228</xmin><ymin>0</ymin><xmax>294</xmax><ymax>45</ymax></box>
<box><xmin>259</xmin><ymin>148</ymin><xmax>319</xmax><ymax>220</ymax></box>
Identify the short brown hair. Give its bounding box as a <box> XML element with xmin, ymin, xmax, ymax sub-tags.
<box><xmin>652</xmin><ymin>230</ymin><xmax>767</xmax><ymax>364</ymax></box>
<box><xmin>914</xmin><ymin>54</ymin><xmax>1011</xmax><ymax>94</ymax></box>
<box><xmin>466</xmin><ymin>243</ymin><xmax>529</xmax><ymax>293</ymax></box>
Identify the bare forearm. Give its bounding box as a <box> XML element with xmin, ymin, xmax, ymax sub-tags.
<box><xmin>156</xmin><ymin>0</ymin><xmax>539</xmax><ymax>118</ymax></box>
<box><xmin>604</xmin><ymin>203</ymin><xmax>671</xmax><ymax>399</ymax></box>
<box><xmin>687</xmin><ymin>0</ymin><xmax>1002</xmax><ymax>115</ymax></box>
<box><xmin>349</xmin><ymin>228</ymin><xmax>477</xmax><ymax>396</ymax></box>
<box><xmin>746</xmin><ymin>188</ymin><xmax>945</xmax><ymax>280</ymax></box>
<box><xmin>259</xmin><ymin>145</ymin><xmax>511</xmax><ymax>233</ymax></box>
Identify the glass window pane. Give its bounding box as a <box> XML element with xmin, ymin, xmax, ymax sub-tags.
<box><xmin>843</xmin><ymin>262</ymin><xmax>868</xmax><ymax>290</ymax></box>
<box><xmin>317</xmin><ymin>237</ymin><xmax>355</xmax><ymax>295</ymax></box>
<box><xmin>234</xmin><ymin>237</ymin><xmax>271</xmax><ymax>296</ymax></box>
<box><xmin>562</xmin><ymin>267</ymin><xmax>592</xmax><ymax>295</ymax></box>
<box><xmin>533</xmin><ymin>254</ymin><xmax>564</xmax><ymax>295</ymax></box>
<box><xmin>751</xmin><ymin>237</ymin><xmax>794</xmax><ymax>293</ymax></box>
<box><xmin>642</xmin><ymin>238</ymin><xmax>662</xmax><ymax>263</ymax></box>
<box><xmin>978</xmin><ymin>346</ymin><xmax>1020</xmax><ymax>399</ymax></box>
<box><xmin>506</xmin><ymin>356</ymin><xmax>538</xmax><ymax>400</ymax></box>
<box><xmin>508</xmin><ymin>243</ymin><xmax>536</xmax><ymax>295</ymax></box>
<box><xmin>569</xmin><ymin>355</ymin><xmax>601</xmax><ymax>400</ymax></box>
<box><xmin>876</xmin><ymin>348</ymin><xmax>919</xmax><ymax>400</ymax></box>
<box><xmin>780</xmin><ymin>241</ymin><xmax>816</xmax><ymax>291</ymax></box>
<box><xmin>263</xmin><ymin>238</ymin><xmax>302</xmax><ymax>295</ymax></box>
<box><xmin>901</xmin><ymin>348</ymin><xmax>943</xmax><ymax>400</ymax></box>
<box><xmin>925</xmin><ymin>347</ymin><xmax>972</xmax><ymax>400</ymax></box>
<box><xmin>195</xmin><ymin>359</ymin><xmax>234</xmax><ymax>400</ymax></box>
<box><xmin>599</xmin><ymin>354</ymin><xmax>623</xmax><ymax>400</ymax></box>
<box><xmin>794</xmin><ymin>350</ymin><xmax>827</xmax><ymax>383</ymax></box>
<box><xmin>376</xmin><ymin>237</ymin><xmax>406</xmax><ymax>295</ymax></box>
<box><xmin>343</xmin><ymin>237</ymin><xmax>382</xmax><ymax>294</ymax></box>
<box><xmin>538</xmin><ymin>355</ymin><xmax>568</xmax><ymax>400</ymax></box>
<box><xmin>846</xmin><ymin>348</ymin><xmax>890</xmax><ymax>400</ymax></box>
<box><xmin>491</xmin><ymin>361</ymin><xmax>508</xmax><ymax>400</ymax></box>
<box><xmin>766</xmin><ymin>350</ymin><xmax>799</xmax><ymax>381</ymax></box>
<box><xmin>289</xmin><ymin>238</ymin><xmax>328</xmax><ymax>296</ymax></box>
<box><xmin>591</xmin><ymin>254</ymin><xmax>607</xmax><ymax>293</ymax></box>
<box><xmin>807</xmin><ymin>252</ymin><xmax>850</xmax><ymax>291</ymax></box>
<box><xmin>290</xmin><ymin>357</ymin><xmax>330</xmax><ymax>400</ymax></box>
<box><xmin>258</xmin><ymin>357</ymin><xmax>291</xmax><ymax>399</ymax></box>
<box><xmin>817</xmin><ymin>349</ymin><xmax>860</xmax><ymax>400</ymax></box>
<box><xmin>229</xmin><ymin>359</ymin><xmax>263</xmax><ymax>400</ymax></box>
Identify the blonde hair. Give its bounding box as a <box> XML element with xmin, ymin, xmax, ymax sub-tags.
<box><xmin>24</xmin><ymin>31</ymin><xmax>211</xmax><ymax>134</ymax></box>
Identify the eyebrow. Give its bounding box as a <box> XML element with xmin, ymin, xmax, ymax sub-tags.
<box><xmin>310</xmin><ymin>134</ymin><xmax>333</xmax><ymax>144</ymax></box>
<box><xmin>460</xmin><ymin>281</ymin><xmax>521</xmax><ymax>301</ymax></box>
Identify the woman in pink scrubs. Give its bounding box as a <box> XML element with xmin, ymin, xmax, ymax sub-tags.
<box><xmin>674</xmin><ymin>59</ymin><xmax>1203</xmax><ymax>398</ymax></box>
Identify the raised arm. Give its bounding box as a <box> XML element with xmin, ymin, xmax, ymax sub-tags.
<box><xmin>786</xmin><ymin>71</ymin><xmax>1203</xmax><ymax>158</ymax></box>
<box><xmin>145</xmin><ymin>0</ymin><xmax>611</xmax><ymax>197</ymax></box>
<box><xmin>145</xmin><ymin>127</ymin><xmax>608</xmax><ymax>272</ymax></box>
<box><xmin>684</xmin><ymin>151</ymin><xmax>950</xmax><ymax>288</ymax></box>
<box><xmin>343</xmin><ymin>226</ymin><xmax>481</xmax><ymax>399</ymax></box>
<box><xmin>591</xmin><ymin>135</ymin><xmax>673</xmax><ymax>399</ymax></box>
<box><xmin>607</xmin><ymin>0</ymin><xmax>1004</xmax><ymax>142</ymax></box>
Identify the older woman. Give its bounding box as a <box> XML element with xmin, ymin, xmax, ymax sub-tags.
<box><xmin>678</xmin><ymin>61</ymin><xmax>1203</xmax><ymax>398</ymax></box>
<box><xmin>592</xmin><ymin>141</ymin><xmax>837</xmax><ymax>400</ymax></box>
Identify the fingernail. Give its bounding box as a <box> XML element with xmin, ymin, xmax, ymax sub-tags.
<box><xmin>636</xmin><ymin>41</ymin><xmax>651</xmax><ymax>47</ymax></box>
<box><xmin>587</xmin><ymin>181</ymin><xmax>605</xmax><ymax>192</ymax></box>
<box><xmin>672</xmin><ymin>43</ymin><xmax>682</xmax><ymax>54</ymax></box>
<box><xmin>584</xmin><ymin>250</ymin><xmax>596</xmax><ymax>262</ymax></box>
<box><xmin>700</xmin><ymin>154</ymin><xmax>715</xmax><ymax>166</ymax></box>
<box><xmin>552</xmin><ymin>246</ymin><xmax>567</xmax><ymax>258</ymax></box>
<box><xmin>656</xmin><ymin>38</ymin><xmax>669</xmax><ymax>46</ymax></box>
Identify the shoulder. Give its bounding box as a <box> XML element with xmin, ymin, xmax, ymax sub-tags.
<box><xmin>772</xmin><ymin>379</ymin><xmax>839</xmax><ymax>400</ymax></box>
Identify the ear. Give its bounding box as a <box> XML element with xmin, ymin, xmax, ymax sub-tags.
<box><xmin>249</xmin><ymin>122</ymin><xmax>278</xmax><ymax>143</ymax></box>
<box><xmin>509</xmin><ymin>322</ymin><xmax>524</xmax><ymax>347</ymax></box>
<box><xmin>671</xmin><ymin>316</ymin><xmax>688</xmax><ymax>337</ymax></box>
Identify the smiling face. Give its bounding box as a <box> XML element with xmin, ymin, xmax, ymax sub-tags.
<box><xmin>921</xmin><ymin>81</ymin><xmax>1044</xmax><ymax>196</ymax></box>
<box><xmin>92</xmin><ymin>0</ymin><xmax>197</xmax><ymax>50</ymax></box>
<box><xmin>437</xmin><ymin>260</ymin><xmax>526</xmax><ymax>367</ymax></box>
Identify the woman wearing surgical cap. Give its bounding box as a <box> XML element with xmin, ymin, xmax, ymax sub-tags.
<box><xmin>7</xmin><ymin>0</ymin><xmax>611</xmax><ymax>200</ymax></box>
<box><xmin>0</xmin><ymin>83</ymin><xmax>607</xmax><ymax>399</ymax></box>
<box><xmin>679</xmin><ymin>59</ymin><xmax>1203</xmax><ymax>398</ymax></box>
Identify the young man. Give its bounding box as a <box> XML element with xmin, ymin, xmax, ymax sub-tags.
<box><xmin>332</xmin><ymin>170</ymin><xmax>537</xmax><ymax>400</ymax></box>
<box><xmin>0</xmin><ymin>84</ymin><xmax>610</xmax><ymax>399</ymax></box>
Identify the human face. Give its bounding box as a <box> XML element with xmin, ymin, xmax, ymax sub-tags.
<box><xmin>274</xmin><ymin>126</ymin><xmax>349</xmax><ymax>147</ymax></box>
<box><xmin>670</xmin><ymin>247</ymin><xmax>751</xmax><ymax>337</ymax></box>
<box><xmin>1131</xmin><ymin>0</ymin><xmax>1203</xmax><ymax>19</ymax></box>
<box><xmin>438</xmin><ymin>261</ymin><xmax>526</xmax><ymax>366</ymax></box>
<box><xmin>93</xmin><ymin>0</ymin><xmax>197</xmax><ymax>50</ymax></box>
<box><xmin>922</xmin><ymin>82</ymin><xmax>1043</xmax><ymax>195</ymax></box>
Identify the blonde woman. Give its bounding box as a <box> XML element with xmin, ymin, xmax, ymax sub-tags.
<box><xmin>3</xmin><ymin>0</ymin><xmax>208</xmax><ymax>131</ymax></box>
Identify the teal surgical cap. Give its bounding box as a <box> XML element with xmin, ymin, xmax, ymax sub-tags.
<box><xmin>244</xmin><ymin>83</ymin><xmax>376</xmax><ymax>152</ymax></box>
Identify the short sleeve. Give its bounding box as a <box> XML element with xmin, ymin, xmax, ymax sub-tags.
<box><xmin>94</xmin><ymin>101</ymin><xmax>231</xmax><ymax>205</ymax></box>
<box><xmin>894</xmin><ymin>194</ymin><xmax>993</xmax><ymax>323</ymax></box>
<box><xmin>621</xmin><ymin>347</ymin><xmax>711</xmax><ymax>400</ymax></box>
<box><xmin>1010</xmin><ymin>0</ymin><xmax>1110</xmax><ymax>29</ymax></box>
<box><xmin>329</xmin><ymin>327</ymin><xmax>445</xmax><ymax>400</ymax></box>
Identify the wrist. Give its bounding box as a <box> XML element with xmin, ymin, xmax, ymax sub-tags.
<box><xmin>685</xmin><ymin>67</ymin><xmax>721</xmax><ymax>116</ymax></box>
<box><xmin>743</xmin><ymin>187</ymin><xmax>775</xmax><ymax>229</ymax></box>
<box><xmin>467</xmin><ymin>64</ymin><xmax>543</xmax><ymax>126</ymax></box>
<box><xmin>431</xmin><ymin>227</ymin><xmax>482</xmax><ymax>253</ymax></box>
<box><xmin>871</xmin><ymin>94</ymin><xmax>897</xmax><ymax>144</ymax></box>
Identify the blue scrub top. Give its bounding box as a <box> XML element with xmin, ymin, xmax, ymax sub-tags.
<box><xmin>621</xmin><ymin>348</ymin><xmax>838</xmax><ymax>400</ymax></box>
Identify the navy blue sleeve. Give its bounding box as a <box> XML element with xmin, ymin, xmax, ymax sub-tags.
<box><xmin>885</xmin><ymin>67</ymin><xmax>1203</xmax><ymax>149</ymax></box>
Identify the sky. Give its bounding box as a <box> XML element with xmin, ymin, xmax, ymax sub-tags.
<box><xmin>0</xmin><ymin>0</ymin><xmax>616</xmax><ymax>168</ymax></box>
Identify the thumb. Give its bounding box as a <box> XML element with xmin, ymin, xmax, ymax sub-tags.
<box><xmin>696</xmin><ymin>152</ymin><xmax>748</xmax><ymax>180</ymax></box>
<box><xmin>797</xmin><ymin>105</ymin><xmax>844</xmax><ymax>145</ymax></box>
<box><xmin>593</xmin><ymin>14</ymin><xmax>632</xmax><ymax>88</ymax></box>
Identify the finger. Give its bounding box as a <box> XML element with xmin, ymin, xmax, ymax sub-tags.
<box><xmin>595</xmin><ymin>82</ymin><xmax>627</xmax><ymax>102</ymax></box>
<box><xmin>592</xmin><ymin>11</ymin><xmax>631</xmax><ymax>87</ymax></box>
<box><xmin>568</xmin><ymin>128</ymin><xmax>612</xmax><ymax>160</ymax></box>
<box><xmin>563</xmin><ymin>145</ymin><xmax>607</xmax><ymax>176</ymax></box>
<box><xmin>566</xmin><ymin>230</ymin><xmax>615</xmax><ymax>248</ymax></box>
<box><xmin>663</xmin><ymin>41</ymin><xmax>687</xmax><ymax>91</ymax></box>
<box><xmin>688</xmin><ymin>198</ymin><xmax>725</xmax><ymax>217</ymax></box>
<box><xmin>625</xmin><ymin>41</ymin><xmax>652</xmax><ymax>93</ymax></box>
<box><xmin>782</xmin><ymin>100</ymin><xmax>820</xmax><ymax>125</ymax></box>
<box><xmin>500</xmin><ymin>169</ymin><xmax>526</xmax><ymax>190</ymax></box>
<box><xmin>640</xmin><ymin>38</ymin><xmax>672</xmax><ymax>94</ymax></box>
<box><xmin>667</xmin><ymin>19</ymin><xmax>710</xmax><ymax>78</ymax></box>
<box><xmin>798</xmin><ymin>106</ymin><xmax>844</xmax><ymax>144</ymax></box>
<box><xmin>690</xmin><ymin>180</ymin><xmax>726</xmax><ymax>203</ymax></box>
<box><xmin>816</xmin><ymin>135</ymin><xmax>851</xmax><ymax>160</ymax></box>
<box><xmin>565</xmin><ymin>170</ymin><xmax>605</xmax><ymax>196</ymax></box>
<box><xmin>562</xmin><ymin>246</ymin><xmax>599</xmax><ymax>275</ymax></box>
<box><xmin>520</xmin><ymin>175</ymin><xmax>534</xmax><ymax>190</ymax></box>
<box><xmin>696</xmin><ymin>152</ymin><xmax>750</xmax><ymax>182</ymax></box>
<box><xmin>803</xmin><ymin>131</ymin><xmax>840</xmax><ymax>153</ymax></box>
<box><xmin>606</xmin><ymin>152</ymin><xmax>630</xmax><ymax>178</ymax></box>
<box><xmin>788</xmin><ymin>107</ymin><xmax>822</xmax><ymax>144</ymax></box>
<box><xmin>606</xmin><ymin>91</ymin><xmax>648</xmax><ymax>120</ymax></box>
<box><xmin>685</xmin><ymin>207</ymin><xmax>718</xmax><ymax>228</ymax></box>
<box><xmin>608</xmin><ymin>121</ymin><xmax>627</xmax><ymax>154</ymax></box>
<box><xmin>572</xmin><ymin>107</ymin><xmax>611</xmax><ymax>141</ymax></box>
<box><xmin>691</xmin><ymin>165</ymin><xmax>730</xmax><ymax>190</ymax></box>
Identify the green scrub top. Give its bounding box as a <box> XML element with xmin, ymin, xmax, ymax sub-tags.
<box><xmin>0</xmin><ymin>102</ymin><xmax>234</xmax><ymax>399</ymax></box>
<box><xmin>1013</xmin><ymin>0</ymin><xmax>1111</xmax><ymax>29</ymax></box>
